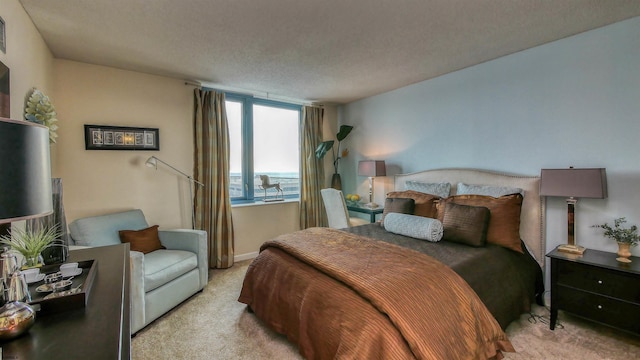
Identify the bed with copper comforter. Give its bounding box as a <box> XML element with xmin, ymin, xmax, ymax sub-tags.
<box><xmin>238</xmin><ymin>226</ymin><xmax>543</xmax><ymax>360</ymax></box>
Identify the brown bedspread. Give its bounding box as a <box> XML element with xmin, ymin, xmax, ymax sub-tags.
<box><xmin>346</xmin><ymin>223</ymin><xmax>544</xmax><ymax>329</ymax></box>
<box><xmin>239</xmin><ymin>227</ymin><xmax>514</xmax><ymax>359</ymax></box>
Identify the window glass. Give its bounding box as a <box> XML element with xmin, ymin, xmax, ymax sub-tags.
<box><xmin>226</xmin><ymin>100</ymin><xmax>243</xmax><ymax>198</ymax></box>
<box><xmin>225</xmin><ymin>95</ymin><xmax>301</xmax><ymax>202</ymax></box>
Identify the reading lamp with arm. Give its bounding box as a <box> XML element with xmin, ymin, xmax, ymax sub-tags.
<box><xmin>358</xmin><ymin>160</ymin><xmax>386</xmax><ymax>209</ymax></box>
<box><xmin>540</xmin><ymin>167</ymin><xmax>607</xmax><ymax>255</ymax></box>
<box><xmin>145</xmin><ymin>156</ymin><xmax>204</xmax><ymax>230</ymax></box>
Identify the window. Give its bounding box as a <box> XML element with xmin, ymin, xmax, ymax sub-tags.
<box><xmin>226</xmin><ymin>93</ymin><xmax>301</xmax><ymax>202</ymax></box>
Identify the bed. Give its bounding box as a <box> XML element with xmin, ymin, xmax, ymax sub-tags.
<box><xmin>239</xmin><ymin>168</ymin><xmax>546</xmax><ymax>359</ymax></box>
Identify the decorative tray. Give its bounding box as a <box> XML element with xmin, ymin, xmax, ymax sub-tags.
<box><xmin>27</xmin><ymin>259</ymin><xmax>97</xmax><ymax>315</ymax></box>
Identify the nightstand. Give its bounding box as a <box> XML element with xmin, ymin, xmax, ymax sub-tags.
<box><xmin>346</xmin><ymin>204</ymin><xmax>384</xmax><ymax>223</ymax></box>
<box><xmin>547</xmin><ymin>247</ymin><xmax>640</xmax><ymax>335</ymax></box>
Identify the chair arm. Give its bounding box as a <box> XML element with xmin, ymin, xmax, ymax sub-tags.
<box><xmin>158</xmin><ymin>229</ymin><xmax>208</xmax><ymax>290</ymax></box>
<box><xmin>129</xmin><ymin>250</ymin><xmax>146</xmax><ymax>334</ymax></box>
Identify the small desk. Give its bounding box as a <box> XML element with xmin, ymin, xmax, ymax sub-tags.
<box><xmin>346</xmin><ymin>204</ymin><xmax>384</xmax><ymax>223</ymax></box>
<box><xmin>1</xmin><ymin>244</ymin><xmax>131</xmax><ymax>359</ymax></box>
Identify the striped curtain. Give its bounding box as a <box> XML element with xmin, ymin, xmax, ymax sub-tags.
<box><xmin>193</xmin><ymin>89</ymin><xmax>234</xmax><ymax>269</ymax></box>
<box><xmin>299</xmin><ymin>106</ymin><xmax>326</xmax><ymax>229</ymax></box>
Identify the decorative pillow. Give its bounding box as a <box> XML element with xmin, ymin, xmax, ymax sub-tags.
<box><xmin>118</xmin><ymin>225</ymin><xmax>165</xmax><ymax>254</ymax></box>
<box><xmin>441</xmin><ymin>202</ymin><xmax>490</xmax><ymax>247</ymax></box>
<box><xmin>456</xmin><ymin>182</ymin><xmax>523</xmax><ymax>198</ymax></box>
<box><xmin>405</xmin><ymin>181</ymin><xmax>451</xmax><ymax>198</ymax></box>
<box><xmin>379</xmin><ymin>197</ymin><xmax>415</xmax><ymax>225</ymax></box>
<box><xmin>386</xmin><ymin>190</ymin><xmax>439</xmax><ymax>218</ymax></box>
<box><xmin>437</xmin><ymin>194</ymin><xmax>523</xmax><ymax>253</ymax></box>
<box><xmin>383</xmin><ymin>213</ymin><xmax>443</xmax><ymax>242</ymax></box>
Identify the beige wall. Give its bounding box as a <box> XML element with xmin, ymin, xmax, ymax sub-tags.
<box><xmin>0</xmin><ymin>0</ymin><xmax>56</xmax><ymax>165</ymax></box>
<box><xmin>53</xmin><ymin>60</ymin><xmax>195</xmax><ymax>228</ymax></box>
<box><xmin>0</xmin><ymin>0</ymin><xmax>55</xmax><ymax>118</ymax></box>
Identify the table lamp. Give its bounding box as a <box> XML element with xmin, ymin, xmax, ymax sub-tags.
<box><xmin>540</xmin><ymin>167</ymin><xmax>607</xmax><ymax>255</ymax></box>
<box><xmin>0</xmin><ymin>118</ymin><xmax>53</xmax><ymax>224</ymax></box>
<box><xmin>358</xmin><ymin>160</ymin><xmax>386</xmax><ymax>209</ymax></box>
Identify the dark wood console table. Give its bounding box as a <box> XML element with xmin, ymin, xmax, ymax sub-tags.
<box><xmin>1</xmin><ymin>244</ymin><xmax>131</xmax><ymax>359</ymax></box>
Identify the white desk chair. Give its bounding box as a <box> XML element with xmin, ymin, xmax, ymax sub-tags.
<box><xmin>321</xmin><ymin>188</ymin><xmax>370</xmax><ymax>229</ymax></box>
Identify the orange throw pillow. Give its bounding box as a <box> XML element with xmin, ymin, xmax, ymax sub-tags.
<box><xmin>437</xmin><ymin>194</ymin><xmax>523</xmax><ymax>253</ymax></box>
<box><xmin>386</xmin><ymin>190</ymin><xmax>439</xmax><ymax>218</ymax></box>
<box><xmin>119</xmin><ymin>225</ymin><xmax>165</xmax><ymax>254</ymax></box>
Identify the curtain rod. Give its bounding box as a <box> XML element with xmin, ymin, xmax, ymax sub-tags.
<box><xmin>183</xmin><ymin>79</ymin><xmax>324</xmax><ymax>108</ymax></box>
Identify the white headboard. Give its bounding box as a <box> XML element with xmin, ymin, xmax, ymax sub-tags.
<box><xmin>394</xmin><ymin>168</ymin><xmax>545</xmax><ymax>267</ymax></box>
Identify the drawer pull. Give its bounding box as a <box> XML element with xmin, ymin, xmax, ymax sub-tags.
<box><xmin>597</xmin><ymin>305</ymin><xmax>603</xmax><ymax>310</ymax></box>
<box><xmin>597</xmin><ymin>280</ymin><xmax>603</xmax><ymax>285</ymax></box>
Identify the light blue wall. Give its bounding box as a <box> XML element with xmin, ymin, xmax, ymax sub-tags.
<box><xmin>339</xmin><ymin>17</ymin><xmax>640</xmax><ymax>266</ymax></box>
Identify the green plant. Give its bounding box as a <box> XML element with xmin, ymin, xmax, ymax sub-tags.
<box><xmin>0</xmin><ymin>226</ymin><xmax>62</xmax><ymax>267</ymax></box>
<box><xmin>24</xmin><ymin>88</ymin><xmax>59</xmax><ymax>144</ymax></box>
<box><xmin>315</xmin><ymin>125</ymin><xmax>354</xmax><ymax>174</ymax></box>
<box><xmin>592</xmin><ymin>217</ymin><xmax>640</xmax><ymax>246</ymax></box>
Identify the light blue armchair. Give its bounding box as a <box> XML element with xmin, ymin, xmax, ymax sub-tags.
<box><xmin>68</xmin><ymin>209</ymin><xmax>208</xmax><ymax>334</ymax></box>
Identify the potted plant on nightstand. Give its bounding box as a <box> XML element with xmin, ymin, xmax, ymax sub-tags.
<box><xmin>592</xmin><ymin>217</ymin><xmax>639</xmax><ymax>263</ymax></box>
<box><xmin>315</xmin><ymin>125</ymin><xmax>353</xmax><ymax>190</ymax></box>
<box><xmin>0</xmin><ymin>225</ymin><xmax>62</xmax><ymax>269</ymax></box>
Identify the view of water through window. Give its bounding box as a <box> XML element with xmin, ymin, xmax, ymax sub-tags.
<box><xmin>227</xmin><ymin>98</ymin><xmax>300</xmax><ymax>200</ymax></box>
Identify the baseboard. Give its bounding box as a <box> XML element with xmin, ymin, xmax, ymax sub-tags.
<box><xmin>235</xmin><ymin>251</ymin><xmax>259</xmax><ymax>262</ymax></box>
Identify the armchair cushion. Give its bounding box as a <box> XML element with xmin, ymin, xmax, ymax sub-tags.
<box><xmin>143</xmin><ymin>250</ymin><xmax>197</xmax><ymax>292</ymax></box>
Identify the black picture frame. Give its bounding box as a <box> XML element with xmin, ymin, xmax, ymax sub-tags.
<box><xmin>84</xmin><ymin>125</ymin><xmax>159</xmax><ymax>151</ymax></box>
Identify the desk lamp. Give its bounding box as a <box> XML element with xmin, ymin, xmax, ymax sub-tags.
<box><xmin>358</xmin><ymin>160</ymin><xmax>386</xmax><ymax>209</ymax></box>
<box><xmin>540</xmin><ymin>167</ymin><xmax>607</xmax><ymax>254</ymax></box>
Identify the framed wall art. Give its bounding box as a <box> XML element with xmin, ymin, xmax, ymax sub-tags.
<box><xmin>84</xmin><ymin>125</ymin><xmax>159</xmax><ymax>151</ymax></box>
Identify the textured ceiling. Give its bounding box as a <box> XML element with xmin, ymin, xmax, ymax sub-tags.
<box><xmin>19</xmin><ymin>0</ymin><xmax>640</xmax><ymax>104</ymax></box>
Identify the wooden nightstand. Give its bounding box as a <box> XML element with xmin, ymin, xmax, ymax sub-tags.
<box><xmin>547</xmin><ymin>247</ymin><xmax>640</xmax><ymax>335</ymax></box>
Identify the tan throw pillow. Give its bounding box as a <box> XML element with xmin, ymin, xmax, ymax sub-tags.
<box><xmin>119</xmin><ymin>225</ymin><xmax>165</xmax><ymax>254</ymax></box>
<box><xmin>441</xmin><ymin>202</ymin><xmax>490</xmax><ymax>247</ymax></box>
<box><xmin>380</xmin><ymin>197</ymin><xmax>416</xmax><ymax>225</ymax></box>
<box><xmin>437</xmin><ymin>194</ymin><xmax>523</xmax><ymax>253</ymax></box>
<box><xmin>386</xmin><ymin>190</ymin><xmax>439</xmax><ymax>218</ymax></box>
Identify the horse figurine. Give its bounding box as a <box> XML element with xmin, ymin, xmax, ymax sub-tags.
<box><xmin>259</xmin><ymin>175</ymin><xmax>284</xmax><ymax>201</ymax></box>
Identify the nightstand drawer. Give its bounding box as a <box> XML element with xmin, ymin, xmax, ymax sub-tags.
<box><xmin>557</xmin><ymin>285</ymin><xmax>640</xmax><ymax>334</ymax></box>
<box><xmin>556</xmin><ymin>261</ymin><xmax>640</xmax><ymax>303</ymax></box>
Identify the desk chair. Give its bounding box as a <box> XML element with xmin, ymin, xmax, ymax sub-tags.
<box><xmin>321</xmin><ymin>188</ymin><xmax>370</xmax><ymax>229</ymax></box>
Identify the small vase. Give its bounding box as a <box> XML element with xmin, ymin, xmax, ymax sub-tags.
<box><xmin>331</xmin><ymin>173</ymin><xmax>342</xmax><ymax>190</ymax></box>
<box><xmin>21</xmin><ymin>254</ymin><xmax>45</xmax><ymax>270</ymax></box>
<box><xmin>616</xmin><ymin>242</ymin><xmax>632</xmax><ymax>263</ymax></box>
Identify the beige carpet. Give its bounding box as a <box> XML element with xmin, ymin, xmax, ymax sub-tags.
<box><xmin>132</xmin><ymin>261</ymin><xmax>640</xmax><ymax>360</ymax></box>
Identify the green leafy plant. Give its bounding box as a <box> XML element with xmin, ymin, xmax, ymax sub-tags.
<box><xmin>592</xmin><ymin>217</ymin><xmax>640</xmax><ymax>246</ymax></box>
<box><xmin>25</xmin><ymin>88</ymin><xmax>59</xmax><ymax>144</ymax></box>
<box><xmin>315</xmin><ymin>125</ymin><xmax>354</xmax><ymax>174</ymax></box>
<box><xmin>0</xmin><ymin>225</ymin><xmax>62</xmax><ymax>267</ymax></box>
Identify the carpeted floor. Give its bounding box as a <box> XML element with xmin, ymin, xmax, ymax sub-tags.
<box><xmin>132</xmin><ymin>260</ymin><xmax>640</xmax><ymax>360</ymax></box>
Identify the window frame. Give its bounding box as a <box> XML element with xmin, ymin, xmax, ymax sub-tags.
<box><xmin>225</xmin><ymin>92</ymin><xmax>302</xmax><ymax>204</ymax></box>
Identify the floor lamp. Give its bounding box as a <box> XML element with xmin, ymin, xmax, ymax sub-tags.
<box><xmin>540</xmin><ymin>168</ymin><xmax>607</xmax><ymax>255</ymax></box>
<box><xmin>358</xmin><ymin>160</ymin><xmax>386</xmax><ymax>209</ymax></box>
<box><xmin>145</xmin><ymin>156</ymin><xmax>204</xmax><ymax>230</ymax></box>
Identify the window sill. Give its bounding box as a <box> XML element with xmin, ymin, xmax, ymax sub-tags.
<box><xmin>232</xmin><ymin>198</ymin><xmax>299</xmax><ymax>208</ymax></box>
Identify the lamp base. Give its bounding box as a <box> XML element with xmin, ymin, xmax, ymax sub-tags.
<box><xmin>364</xmin><ymin>202</ymin><xmax>379</xmax><ymax>209</ymax></box>
<box><xmin>557</xmin><ymin>244</ymin><xmax>586</xmax><ymax>255</ymax></box>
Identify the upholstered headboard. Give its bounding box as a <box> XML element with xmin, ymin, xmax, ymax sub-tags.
<box><xmin>394</xmin><ymin>168</ymin><xmax>545</xmax><ymax>267</ymax></box>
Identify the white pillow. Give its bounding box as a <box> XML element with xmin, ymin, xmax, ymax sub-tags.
<box><xmin>383</xmin><ymin>213</ymin><xmax>443</xmax><ymax>242</ymax></box>
<box><xmin>456</xmin><ymin>182</ymin><xmax>524</xmax><ymax>198</ymax></box>
<box><xmin>405</xmin><ymin>181</ymin><xmax>451</xmax><ymax>198</ymax></box>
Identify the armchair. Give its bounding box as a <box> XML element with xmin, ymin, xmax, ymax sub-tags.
<box><xmin>68</xmin><ymin>209</ymin><xmax>208</xmax><ymax>334</ymax></box>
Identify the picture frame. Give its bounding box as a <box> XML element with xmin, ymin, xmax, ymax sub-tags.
<box><xmin>84</xmin><ymin>125</ymin><xmax>159</xmax><ymax>150</ymax></box>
